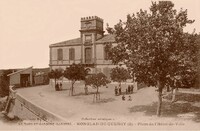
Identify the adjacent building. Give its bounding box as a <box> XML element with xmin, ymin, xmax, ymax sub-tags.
<box><xmin>49</xmin><ymin>16</ymin><xmax>117</xmax><ymax>78</ymax></box>
<box><xmin>7</xmin><ymin>66</ymin><xmax>33</xmax><ymax>87</ymax></box>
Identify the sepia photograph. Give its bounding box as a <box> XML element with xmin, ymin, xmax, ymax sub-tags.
<box><xmin>0</xmin><ymin>0</ymin><xmax>200</xmax><ymax>130</ymax></box>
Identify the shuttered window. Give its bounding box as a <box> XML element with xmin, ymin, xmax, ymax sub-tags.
<box><xmin>57</xmin><ymin>48</ymin><xmax>63</xmax><ymax>60</ymax></box>
<box><xmin>69</xmin><ymin>48</ymin><xmax>75</xmax><ymax>60</ymax></box>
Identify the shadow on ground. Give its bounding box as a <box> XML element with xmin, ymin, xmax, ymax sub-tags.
<box><xmin>0</xmin><ymin>114</ymin><xmax>21</xmax><ymax>124</ymax></box>
<box><xmin>74</xmin><ymin>92</ymin><xmax>97</xmax><ymax>96</ymax></box>
<box><xmin>95</xmin><ymin>98</ymin><xmax>116</xmax><ymax>104</ymax></box>
<box><xmin>129</xmin><ymin>93</ymin><xmax>200</xmax><ymax>123</ymax></box>
<box><xmin>165</xmin><ymin>92</ymin><xmax>200</xmax><ymax>102</ymax></box>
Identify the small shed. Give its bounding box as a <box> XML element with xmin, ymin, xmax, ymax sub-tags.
<box><xmin>7</xmin><ymin>66</ymin><xmax>33</xmax><ymax>87</ymax></box>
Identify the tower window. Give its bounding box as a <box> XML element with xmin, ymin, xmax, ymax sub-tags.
<box><xmin>57</xmin><ymin>48</ymin><xmax>63</xmax><ymax>60</ymax></box>
<box><xmin>85</xmin><ymin>35</ymin><xmax>92</xmax><ymax>42</ymax></box>
<box><xmin>69</xmin><ymin>48</ymin><xmax>75</xmax><ymax>60</ymax></box>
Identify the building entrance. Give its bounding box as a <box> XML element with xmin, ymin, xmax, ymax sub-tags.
<box><xmin>20</xmin><ymin>74</ymin><xmax>30</xmax><ymax>87</ymax></box>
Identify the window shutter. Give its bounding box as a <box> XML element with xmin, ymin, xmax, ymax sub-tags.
<box><xmin>69</xmin><ymin>48</ymin><xmax>71</xmax><ymax>60</ymax></box>
<box><xmin>57</xmin><ymin>48</ymin><xmax>63</xmax><ymax>60</ymax></box>
<box><xmin>69</xmin><ymin>48</ymin><xmax>75</xmax><ymax>60</ymax></box>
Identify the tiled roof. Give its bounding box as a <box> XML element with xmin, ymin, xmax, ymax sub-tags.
<box><xmin>50</xmin><ymin>38</ymin><xmax>81</xmax><ymax>47</ymax></box>
<box><xmin>95</xmin><ymin>34</ymin><xmax>116</xmax><ymax>43</ymax></box>
<box><xmin>49</xmin><ymin>34</ymin><xmax>116</xmax><ymax>47</ymax></box>
<box><xmin>7</xmin><ymin>66</ymin><xmax>33</xmax><ymax>76</ymax></box>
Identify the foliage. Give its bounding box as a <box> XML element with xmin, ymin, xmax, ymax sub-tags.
<box><xmin>107</xmin><ymin>1</ymin><xmax>198</xmax><ymax>116</ymax></box>
<box><xmin>85</xmin><ymin>73</ymin><xmax>110</xmax><ymax>94</ymax></box>
<box><xmin>48</xmin><ymin>69</ymin><xmax>63</xmax><ymax>91</ymax></box>
<box><xmin>64</xmin><ymin>63</ymin><xmax>89</xmax><ymax>95</ymax></box>
<box><xmin>48</xmin><ymin>69</ymin><xmax>63</xmax><ymax>80</ymax></box>
<box><xmin>0</xmin><ymin>70</ymin><xmax>13</xmax><ymax>97</ymax></box>
<box><xmin>110</xmin><ymin>66</ymin><xmax>130</xmax><ymax>85</ymax></box>
<box><xmin>106</xmin><ymin>23</ymin><xmax>115</xmax><ymax>34</ymax></box>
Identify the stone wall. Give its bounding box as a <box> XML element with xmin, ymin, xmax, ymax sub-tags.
<box><xmin>8</xmin><ymin>86</ymin><xmax>66</xmax><ymax>122</ymax></box>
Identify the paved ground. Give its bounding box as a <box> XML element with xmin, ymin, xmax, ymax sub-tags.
<box><xmin>179</xmin><ymin>89</ymin><xmax>200</xmax><ymax>94</ymax></box>
<box><xmin>17</xmin><ymin>83</ymin><xmax>157</xmax><ymax>120</ymax></box>
<box><xmin>15</xmin><ymin>82</ymin><xmax>200</xmax><ymax>129</ymax></box>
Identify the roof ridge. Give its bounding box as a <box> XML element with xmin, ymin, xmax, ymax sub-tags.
<box><xmin>7</xmin><ymin>66</ymin><xmax>33</xmax><ymax>76</ymax></box>
<box><xmin>50</xmin><ymin>37</ymin><xmax>81</xmax><ymax>47</ymax></box>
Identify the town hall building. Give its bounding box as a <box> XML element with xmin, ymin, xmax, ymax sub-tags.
<box><xmin>49</xmin><ymin>16</ymin><xmax>116</xmax><ymax>78</ymax></box>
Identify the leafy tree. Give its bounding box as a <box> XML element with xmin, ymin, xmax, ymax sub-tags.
<box><xmin>64</xmin><ymin>63</ymin><xmax>89</xmax><ymax>96</ymax></box>
<box><xmin>110</xmin><ymin>66</ymin><xmax>130</xmax><ymax>87</ymax></box>
<box><xmin>48</xmin><ymin>69</ymin><xmax>63</xmax><ymax>91</ymax></box>
<box><xmin>107</xmin><ymin>1</ymin><xmax>198</xmax><ymax>116</ymax></box>
<box><xmin>0</xmin><ymin>70</ymin><xmax>13</xmax><ymax>97</ymax></box>
<box><xmin>85</xmin><ymin>73</ymin><xmax>110</xmax><ymax>101</ymax></box>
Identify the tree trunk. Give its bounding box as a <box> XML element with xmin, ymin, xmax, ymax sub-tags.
<box><xmin>119</xmin><ymin>82</ymin><xmax>121</xmax><ymax>88</ymax></box>
<box><xmin>167</xmin><ymin>85</ymin><xmax>170</xmax><ymax>92</ymax></box>
<box><xmin>54</xmin><ymin>78</ymin><xmax>57</xmax><ymax>91</ymax></box>
<box><xmin>156</xmin><ymin>80</ymin><xmax>164</xmax><ymax>117</ymax></box>
<box><xmin>84</xmin><ymin>85</ymin><xmax>88</xmax><ymax>95</ymax></box>
<box><xmin>71</xmin><ymin>82</ymin><xmax>74</xmax><ymax>96</ymax></box>
<box><xmin>96</xmin><ymin>87</ymin><xmax>100</xmax><ymax>101</ymax></box>
<box><xmin>97</xmin><ymin>87</ymin><xmax>99</xmax><ymax>94</ymax></box>
<box><xmin>171</xmin><ymin>88</ymin><xmax>177</xmax><ymax>102</ymax></box>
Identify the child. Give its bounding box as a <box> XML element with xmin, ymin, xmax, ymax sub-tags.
<box><xmin>122</xmin><ymin>95</ymin><xmax>125</xmax><ymax>101</ymax></box>
<box><xmin>128</xmin><ymin>95</ymin><xmax>132</xmax><ymax>101</ymax></box>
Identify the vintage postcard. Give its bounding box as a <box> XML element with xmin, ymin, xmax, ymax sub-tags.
<box><xmin>0</xmin><ymin>0</ymin><xmax>200</xmax><ymax>130</ymax></box>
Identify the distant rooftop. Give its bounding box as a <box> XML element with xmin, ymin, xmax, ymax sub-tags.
<box><xmin>7</xmin><ymin>66</ymin><xmax>33</xmax><ymax>76</ymax></box>
<box><xmin>95</xmin><ymin>34</ymin><xmax>116</xmax><ymax>44</ymax></box>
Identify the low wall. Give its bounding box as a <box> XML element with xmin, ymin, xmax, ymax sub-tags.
<box><xmin>9</xmin><ymin>86</ymin><xmax>66</xmax><ymax>122</ymax></box>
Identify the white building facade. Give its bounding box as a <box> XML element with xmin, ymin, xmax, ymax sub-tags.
<box><xmin>49</xmin><ymin>16</ymin><xmax>117</xmax><ymax>78</ymax></box>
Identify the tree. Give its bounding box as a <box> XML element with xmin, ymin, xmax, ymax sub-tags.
<box><xmin>107</xmin><ymin>1</ymin><xmax>198</xmax><ymax>116</ymax></box>
<box><xmin>110</xmin><ymin>66</ymin><xmax>130</xmax><ymax>87</ymax></box>
<box><xmin>0</xmin><ymin>70</ymin><xmax>13</xmax><ymax>97</ymax></box>
<box><xmin>64</xmin><ymin>63</ymin><xmax>89</xmax><ymax>96</ymax></box>
<box><xmin>48</xmin><ymin>69</ymin><xmax>63</xmax><ymax>91</ymax></box>
<box><xmin>85</xmin><ymin>73</ymin><xmax>110</xmax><ymax>102</ymax></box>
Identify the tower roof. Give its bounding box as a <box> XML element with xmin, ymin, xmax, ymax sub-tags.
<box><xmin>81</xmin><ymin>16</ymin><xmax>103</xmax><ymax>22</ymax></box>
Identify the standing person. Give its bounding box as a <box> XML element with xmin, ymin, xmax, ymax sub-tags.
<box><xmin>119</xmin><ymin>86</ymin><xmax>122</xmax><ymax>95</ymax></box>
<box><xmin>131</xmin><ymin>85</ymin><xmax>134</xmax><ymax>93</ymax></box>
<box><xmin>55</xmin><ymin>83</ymin><xmax>59</xmax><ymax>91</ymax></box>
<box><xmin>59</xmin><ymin>82</ymin><xmax>63</xmax><ymax>90</ymax></box>
<box><xmin>128</xmin><ymin>95</ymin><xmax>132</xmax><ymax>101</ymax></box>
<box><xmin>115</xmin><ymin>86</ymin><xmax>118</xmax><ymax>96</ymax></box>
<box><xmin>84</xmin><ymin>85</ymin><xmax>88</xmax><ymax>95</ymax></box>
<box><xmin>122</xmin><ymin>95</ymin><xmax>125</xmax><ymax>101</ymax></box>
<box><xmin>128</xmin><ymin>85</ymin><xmax>130</xmax><ymax>94</ymax></box>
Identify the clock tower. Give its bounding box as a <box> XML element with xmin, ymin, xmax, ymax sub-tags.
<box><xmin>80</xmin><ymin>16</ymin><xmax>104</xmax><ymax>65</ymax></box>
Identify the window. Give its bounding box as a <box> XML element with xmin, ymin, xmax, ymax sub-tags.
<box><xmin>57</xmin><ymin>48</ymin><xmax>63</xmax><ymax>60</ymax></box>
<box><xmin>85</xmin><ymin>47</ymin><xmax>92</xmax><ymax>63</ymax></box>
<box><xmin>104</xmin><ymin>47</ymin><xmax>109</xmax><ymax>60</ymax></box>
<box><xmin>85</xmin><ymin>35</ymin><xmax>92</xmax><ymax>42</ymax></box>
<box><xmin>69</xmin><ymin>48</ymin><xmax>75</xmax><ymax>60</ymax></box>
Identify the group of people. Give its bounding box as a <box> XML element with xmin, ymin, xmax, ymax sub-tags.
<box><xmin>125</xmin><ymin>85</ymin><xmax>134</xmax><ymax>94</ymax></box>
<box><xmin>114</xmin><ymin>84</ymin><xmax>134</xmax><ymax>101</ymax></box>
<box><xmin>115</xmin><ymin>86</ymin><xmax>122</xmax><ymax>96</ymax></box>
<box><xmin>122</xmin><ymin>95</ymin><xmax>132</xmax><ymax>101</ymax></box>
<box><xmin>114</xmin><ymin>85</ymin><xmax>135</xmax><ymax>96</ymax></box>
<box><xmin>55</xmin><ymin>82</ymin><xmax>62</xmax><ymax>91</ymax></box>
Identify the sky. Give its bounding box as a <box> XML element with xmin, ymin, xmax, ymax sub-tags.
<box><xmin>0</xmin><ymin>0</ymin><xmax>200</xmax><ymax>69</ymax></box>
